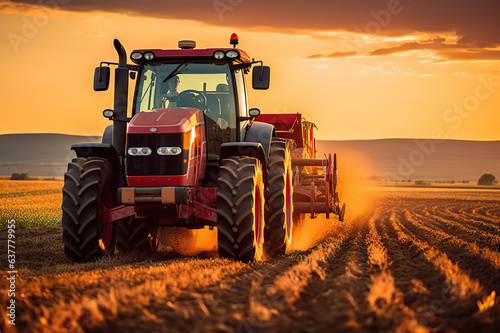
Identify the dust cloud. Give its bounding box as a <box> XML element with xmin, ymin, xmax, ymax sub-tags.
<box><xmin>337</xmin><ymin>150</ymin><xmax>378</xmax><ymax>218</ymax></box>
<box><xmin>290</xmin><ymin>150</ymin><xmax>378</xmax><ymax>251</ymax></box>
<box><xmin>158</xmin><ymin>152</ymin><xmax>377</xmax><ymax>255</ymax></box>
<box><xmin>159</xmin><ymin>227</ymin><xmax>218</xmax><ymax>255</ymax></box>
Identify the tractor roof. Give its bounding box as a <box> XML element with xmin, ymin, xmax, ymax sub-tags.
<box><xmin>130</xmin><ymin>48</ymin><xmax>252</xmax><ymax>64</ymax></box>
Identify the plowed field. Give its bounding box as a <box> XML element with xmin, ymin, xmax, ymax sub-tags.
<box><xmin>1</xmin><ymin>188</ymin><xmax>500</xmax><ymax>332</ymax></box>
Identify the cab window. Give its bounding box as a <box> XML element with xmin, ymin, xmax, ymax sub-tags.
<box><xmin>234</xmin><ymin>69</ymin><xmax>248</xmax><ymax>117</ymax></box>
<box><xmin>134</xmin><ymin>61</ymin><xmax>237</xmax><ymax>160</ymax></box>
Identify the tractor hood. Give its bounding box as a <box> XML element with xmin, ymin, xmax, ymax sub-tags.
<box><xmin>128</xmin><ymin>108</ymin><xmax>203</xmax><ymax>134</ymax></box>
<box><xmin>126</xmin><ymin>107</ymin><xmax>207</xmax><ymax>187</ymax></box>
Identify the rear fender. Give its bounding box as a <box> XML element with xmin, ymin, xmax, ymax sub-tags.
<box><xmin>102</xmin><ymin>125</ymin><xmax>113</xmax><ymax>144</ymax></box>
<box><xmin>219</xmin><ymin>142</ymin><xmax>267</xmax><ymax>184</ymax></box>
<box><xmin>244</xmin><ymin>121</ymin><xmax>275</xmax><ymax>163</ymax></box>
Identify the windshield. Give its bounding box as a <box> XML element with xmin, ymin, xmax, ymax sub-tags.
<box><xmin>134</xmin><ymin>61</ymin><xmax>237</xmax><ymax>159</ymax></box>
<box><xmin>135</xmin><ymin>61</ymin><xmax>235</xmax><ymax>115</ymax></box>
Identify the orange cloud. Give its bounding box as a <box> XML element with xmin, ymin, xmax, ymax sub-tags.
<box><xmin>305</xmin><ymin>35</ymin><xmax>500</xmax><ymax>62</ymax></box>
<box><xmin>307</xmin><ymin>51</ymin><xmax>358</xmax><ymax>59</ymax></box>
<box><xmin>4</xmin><ymin>0</ymin><xmax>500</xmax><ymax>48</ymax></box>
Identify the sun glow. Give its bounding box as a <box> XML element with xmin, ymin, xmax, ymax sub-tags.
<box><xmin>1</xmin><ymin>4</ymin><xmax>499</xmax><ymax>140</ymax></box>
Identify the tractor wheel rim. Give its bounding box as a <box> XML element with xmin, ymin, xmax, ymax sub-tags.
<box><xmin>255</xmin><ymin>182</ymin><xmax>263</xmax><ymax>249</ymax></box>
<box><xmin>99</xmin><ymin>185</ymin><xmax>113</xmax><ymax>249</ymax></box>
<box><xmin>285</xmin><ymin>167</ymin><xmax>293</xmax><ymax>243</ymax></box>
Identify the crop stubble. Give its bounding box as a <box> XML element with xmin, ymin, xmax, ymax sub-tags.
<box><xmin>1</xmin><ymin>188</ymin><xmax>499</xmax><ymax>332</ymax></box>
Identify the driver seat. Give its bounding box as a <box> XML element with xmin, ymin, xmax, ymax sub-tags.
<box><xmin>205</xmin><ymin>94</ymin><xmax>221</xmax><ymax>123</ymax></box>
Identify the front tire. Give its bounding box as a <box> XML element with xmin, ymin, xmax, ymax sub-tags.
<box><xmin>217</xmin><ymin>157</ymin><xmax>265</xmax><ymax>262</ymax></box>
<box><xmin>62</xmin><ymin>157</ymin><xmax>120</xmax><ymax>263</ymax></box>
<box><xmin>264</xmin><ymin>138</ymin><xmax>294</xmax><ymax>257</ymax></box>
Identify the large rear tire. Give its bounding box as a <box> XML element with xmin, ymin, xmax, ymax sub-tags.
<box><xmin>62</xmin><ymin>157</ymin><xmax>120</xmax><ymax>263</ymax></box>
<box><xmin>217</xmin><ymin>157</ymin><xmax>265</xmax><ymax>262</ymax></box>
<box><xmin>264</xmin><ymin>138</ymin><xmax>294</xmax><ymax>257</ymax></box>
<box><xmin>116</xmin><ymin>218</ymin><xmax>158</xmax><ymax>256</ymax></box>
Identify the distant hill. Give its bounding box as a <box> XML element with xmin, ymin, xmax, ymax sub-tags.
<box><xmin>317</xmin><ymin>139</ymin><xmax>500</xmax><ymax>181</ymax></box>
<box><xmin>0</xmin><ymin>134</ymin><xmax>100</xmax><ymax>177</ymax></box>
<box><xmin>1</xmin><ymin>134</ymin><xmax>499</xmax><ymax>181</ymax></box>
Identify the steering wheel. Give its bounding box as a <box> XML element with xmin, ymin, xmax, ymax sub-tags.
<box><xmin>177</xmin><ymin>89</ymin><xmax>207</xmax><ymax>109</ymax></box>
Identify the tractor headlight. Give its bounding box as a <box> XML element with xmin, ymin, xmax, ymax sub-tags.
<box><xmin>225</xmin><ymin>50</ymin><xmax>239</xmax><ymax>59</ymax></box>
<box><xmin>170</xmin><ymin>147</ymin><xmax>182</xmax><ymax>155</ymax></box>
<box><xmin>143</xmin><ymin>52</ymin><xmax>155</xmax><ymax>61</ymax></box>
<box><xmin>128</xmin><ymin>147</ymin><xmax>152</xmax><ymax>156</ymax></box>
<box><xmin>131</xmin><ymin>52</ymin><xmax>143</xmax><ymax>61</ymax></box>
<box><xmin>157</xmin><ymin>147</ymin><xmax>182</xmax><ymax>156</ymax></box>
<box><xmin>213</xmin><ymin>51</ymin><xmax>225</xmax><ymax>60</ymax></box>
<box><xmin>102</xmin><ymin>109</ymin><xmax>115</xmax><ymax>119</ymax></box>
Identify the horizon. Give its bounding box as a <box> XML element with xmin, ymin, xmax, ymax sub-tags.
<box><xmin>2</xmin><ymin>133</ymin><xmax>500</xmax><ymax>181</ymax></box>
<box><xmin>1</xmin><ymin>132</ymin><xmax>500</xmax><ymax>142</ymax></box>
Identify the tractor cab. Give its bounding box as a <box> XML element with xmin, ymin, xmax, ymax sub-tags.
<box><xmin>131</xmin><ymin>53</ymin><xmax>243</xmax><ymax>160</ymax></box>
<box><xmin>113</xmin><ymin>37</ymin><xmax>270</xmax><ymax>189</ymax></box>
<box><xmin>96</xmin><ymin>36</ymin><xmax>270</xmax><ymax>163</ymax></box>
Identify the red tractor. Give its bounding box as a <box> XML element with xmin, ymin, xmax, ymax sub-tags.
<box><xmin>62</xmin><ymin>35</ymin><xmax>344</xmax><ymax>263</ymax></box>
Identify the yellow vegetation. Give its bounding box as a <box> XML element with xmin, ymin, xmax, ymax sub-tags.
<box><xmin>0</xmin><ymin>180</ymin><xmax>62</xmax><ymax>228</ymax></box>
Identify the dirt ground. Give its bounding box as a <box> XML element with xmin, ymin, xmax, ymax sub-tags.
<box><xmin>1</xmin><ymin>188</ymin><xmax>500</xmax><ymax>332</ymax></box>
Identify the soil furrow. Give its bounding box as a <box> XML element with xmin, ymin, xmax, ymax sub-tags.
<box><xmin>365</xmin><ymin>207</ymin><xmax>430</xmax><ymax>332</ymax></box>
<box><xmin>412</xmin><ymin>205</ymin><xmax>500</xmax><ymax>256</ymax></box>
<box><xmin>385</xmin><ymin>209</ymin><xmax>499</xmax><ymax>332</ymax></box>
<box><xmin>378</xmin><ymin>208</ymin><xmax>452</xmax><ymax>330</ymax></box>
<box><xmin>396</xmin><ymin>209</ymin><xmax>483</xmax><ymax>294</ymax></box>
<box><xmin>427</xmin><ymin>204</ymin><xmax>500</xmax><ymax>239</ymax></box>
<box><xmin>399</xmin><ymin>208</ymin><xmax>500</xmax><ymax>292</ymax></box>
<box><xmin>264</xmin><ymin>213</ymin><xmax>372</xmax><ymax>332</ymax></box>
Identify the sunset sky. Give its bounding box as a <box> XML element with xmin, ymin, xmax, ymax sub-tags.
<box><xmin>1</xmin><ymin>0</ymin><xmax>499</xmax><ymax>140</ymax></box>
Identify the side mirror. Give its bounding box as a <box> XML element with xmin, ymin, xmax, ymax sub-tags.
<box><xmin>252</xmin><ymin>66</ymin><xmax>270</xmax><ymax>90</ymax></box>
<box><xmin>94</xmin><ymin>66</ymin><xmax>110</xmax><ymax>91</ymax></box>
<box><xmin>249</xmin><ymin>108</ymin><xmax>261</xmax><ymax>117</ymax></box>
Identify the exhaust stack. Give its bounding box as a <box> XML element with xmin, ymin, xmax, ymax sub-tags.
<box><xmin>112</xmin><ymin>39</ymin><xmax>129</xmax><ymax>157</ymax></box>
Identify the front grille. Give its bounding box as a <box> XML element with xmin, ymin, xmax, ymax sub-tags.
<box><xmin>126</xmin><ymin>132</ymin><xmax>190</xmax><ymax>176</ymax></box>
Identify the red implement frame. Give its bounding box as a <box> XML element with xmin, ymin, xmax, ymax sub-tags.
<box><xmin>257</xmin><ymin>113</ymin><xmax>345</xmax><ymax>221</ymax></box>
